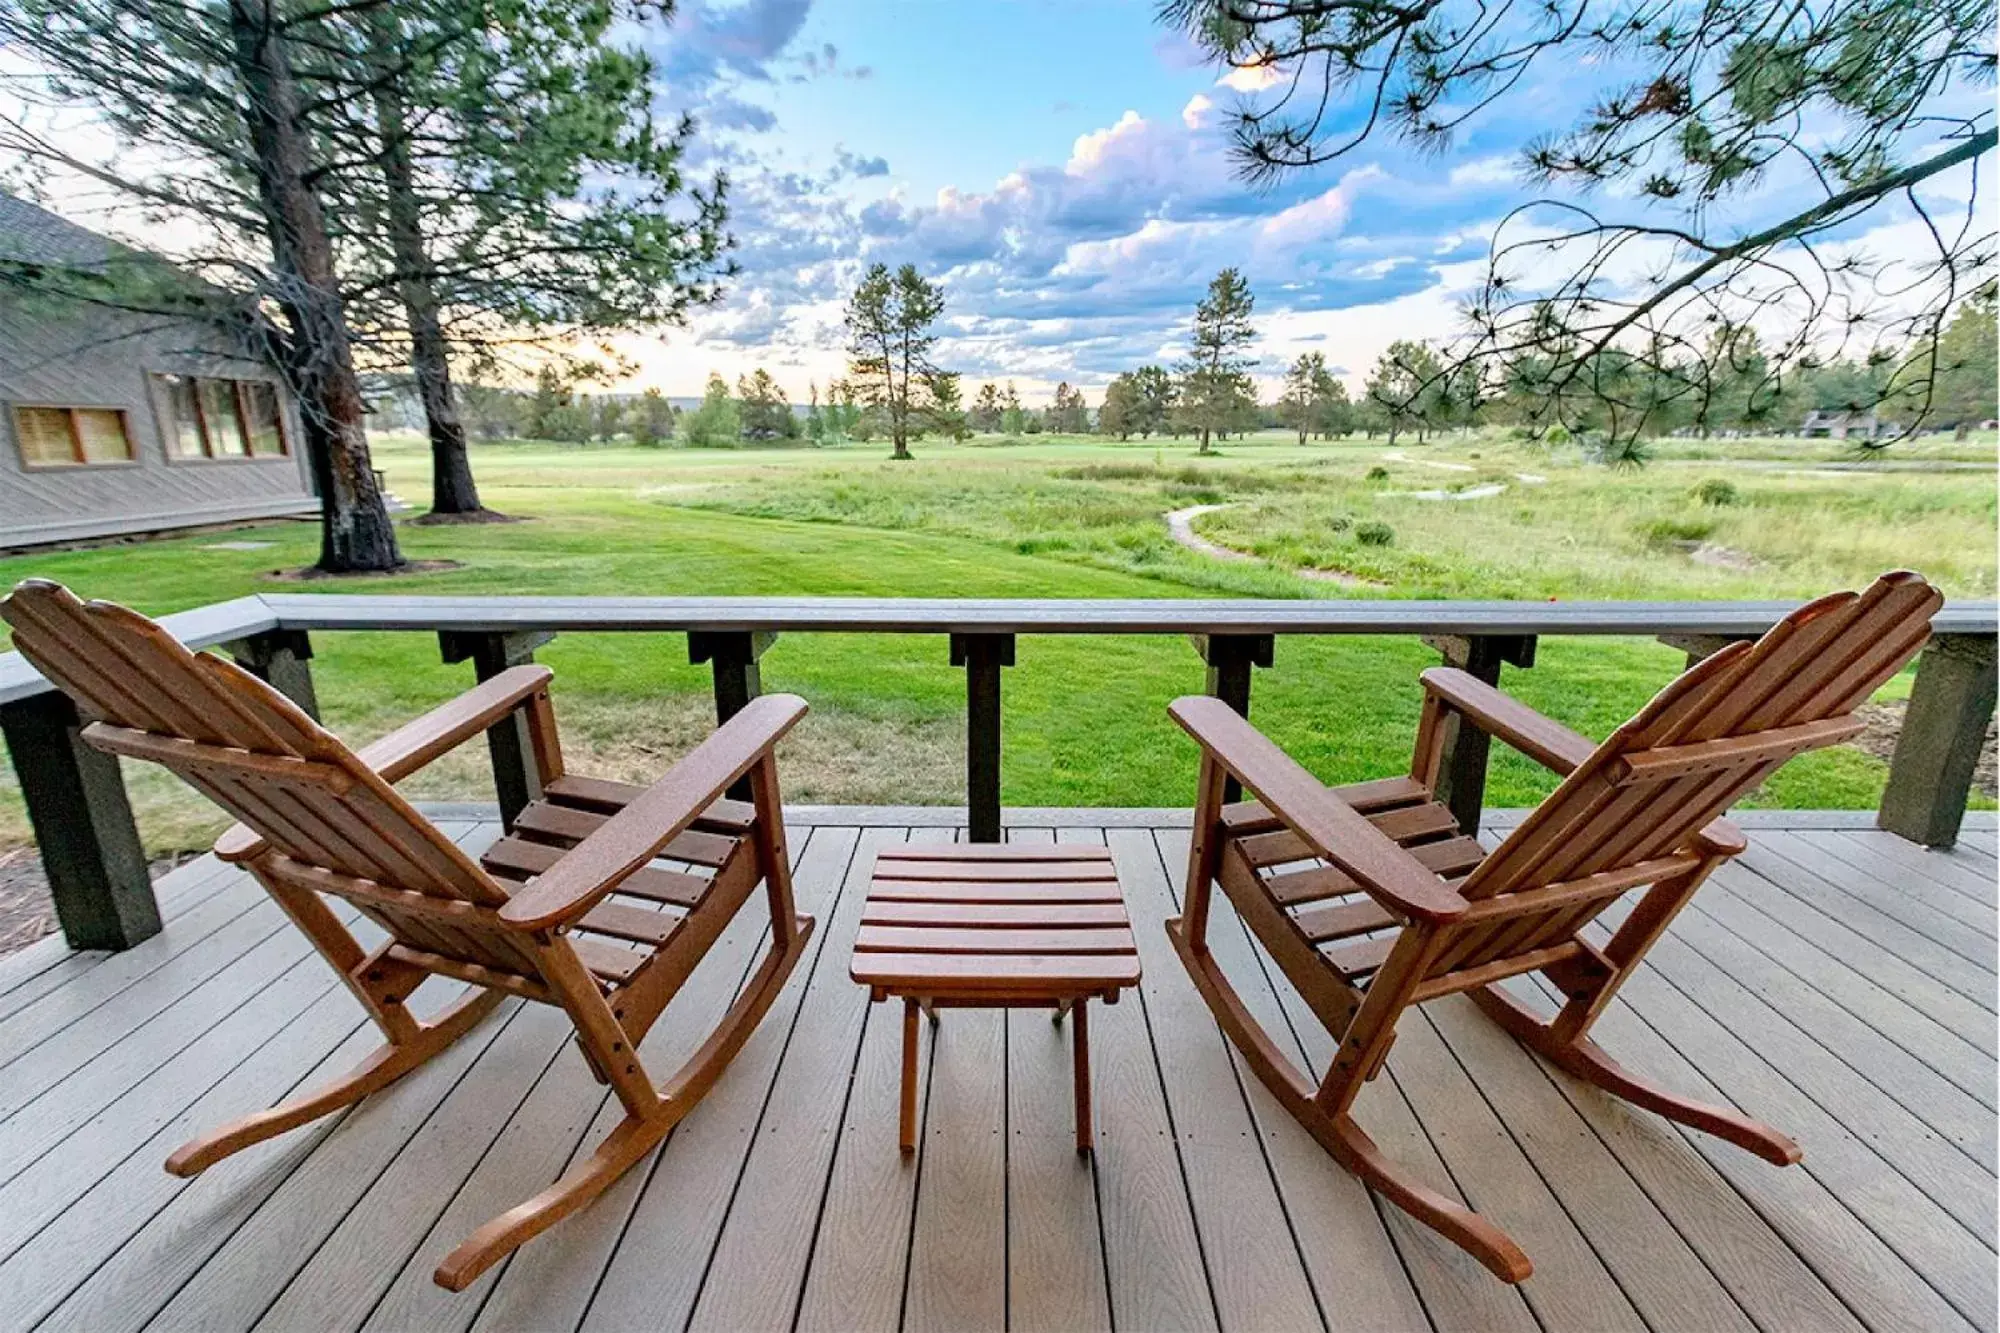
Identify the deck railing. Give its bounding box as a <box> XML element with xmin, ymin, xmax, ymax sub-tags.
<box><xmin>3</xmin><ymin>591</ymin><xmax>1994</xmax><ymax>949</ymax></box>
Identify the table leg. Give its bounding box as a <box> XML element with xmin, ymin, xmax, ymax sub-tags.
<box><xmin>1072</xmin><ymin>1000</ymin><xmax>1093</xmax><ymax>1154</ymax></box>
<box><xmin>901</xmin><ymin>997</ymin><xmax>921</xmax><ymax>1155</ymax></box>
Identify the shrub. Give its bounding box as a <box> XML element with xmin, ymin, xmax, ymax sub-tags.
<box><xmin>1328</xmin><ymin>515</ymin><xmax>1353</xmax><ymax>533</ymax></box>
<box><xmin>1692</xmin><ymin>478</ymin><xmax>1741</xmax><ymax>506</ymax></box>
<box><xmin>1365</xmin><ymin>465</ymin><xmax>1390</xmax><ymax>481</ymax></box>
<box><xmin>1543</xmin><ymin>423</ymin><xmax>1571</xmax><ymax>445</ymax></box>
<box><xmin>1640</xmin><ymin>515</ymin><xmax>1717</xmax><ymax>545</ymax></box>
<box><xmin>1355</xmin><ymin>520</ymin><xmax>1395</xmax><ymax>547</ymax></box>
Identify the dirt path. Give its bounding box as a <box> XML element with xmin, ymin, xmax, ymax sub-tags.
<box><xmin>1162</xmin><ymin>504</ymin><xmax>1381</xmax><ymax>587</ymax></box>
<box><xmin>1163</xmin><ymin>504</ymin><xmax>1255</xmax><ymax>562</ymax></box>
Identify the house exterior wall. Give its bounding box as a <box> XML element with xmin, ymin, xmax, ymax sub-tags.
<box><xmin>0</xmin><ymin>294</ymin><xmax>317</xmax><ymax>549</ymax></box>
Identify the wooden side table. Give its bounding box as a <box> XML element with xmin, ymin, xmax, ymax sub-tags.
<box><xmin>850</xmin><ymin>842</ymin><xmax>1142</xmax><ymax>1154</ymax></box>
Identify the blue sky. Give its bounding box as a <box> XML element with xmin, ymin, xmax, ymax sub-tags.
<box><xmin>601</xmin><ymin>0</ymin><xmax>1988</xmax><ymax>403</ymax></box>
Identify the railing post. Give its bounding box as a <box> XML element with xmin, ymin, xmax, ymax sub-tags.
<box><xmin>0</xmin><ymin>691</ymin><xmax>159</xmax><ymax>950</ymax></box>
<box><xmin>689</xmin><ymin>631</ymin><xmax>778</xmax><ymax>803</ymax></box>
<box><xmin>228</xmin><ymin>629</ymin><xmax>319</xmax><ymax>719</ymax></box>
<box><xmin>950</xmin><ymin>633</ymin><xmax>1014</xmax><ymax>843</ymax></box>
<box><xmin>439</xmin><ymin>630</ymin><xmax>557</xmax><ymax>829</ymax></box>
<box><xmin>1190</xmin><ymin>634</ymin><xmax>1274</xmax><ymax>802</ymax></box>
<box><xmin>1657</xmin><ymin>632</ymin><xmax>1747</xmax><ymax>673</ymax></box>
<box><xmin>1422</xmin><ymin>633</ymin><xmax>1537</xmax><ymax>834</ymax></box>
<box><xmin>1879</xmin><ymin>633</ymin><xmax>1997</xmax><ymax>849</ymax></box>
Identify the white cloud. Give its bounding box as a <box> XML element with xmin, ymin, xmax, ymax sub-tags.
<box><xmin>1181</xmin><ymin>93</ymin><xmax>1214</xmax><ymax>131</ymax></box>
<box><xmin>1447</xmin><ymin>155</ymin><xmax>1518</xmax><ymax>189</ymax></box>
<box><xmin>1218</xmin><ymin>63</ymin><xmax>1284</xmax><ymax>93</ymax></box>
<box><xmin>1256</xmin><ymin>166</ymin><xmax>1384</xmax><ymax>251</ymax></box>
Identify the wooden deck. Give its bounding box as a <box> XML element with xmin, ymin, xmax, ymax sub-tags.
<box><xmin>0</xmin><ymin>808</ymin><xmax>1991</xmax><ymax>1332</ymax></box>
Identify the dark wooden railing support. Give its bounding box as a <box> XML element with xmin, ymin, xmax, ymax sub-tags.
<box><xmin>1878</xmin><ymin>633</ymin><xmax>1997</xmax><ymax>849</ymax></box>
<box><xmin>228</xmin><ymin>629</ymin><xmax>319</xmax><ymax>720</ymax></box>
<box><xmin>439</xmin><ymin>630</ymin><xmax>557</xmax><ymax>829</ymax></box>
<box><xmin>1658</xmin><ymin>632</ymin><xmax>1747</xmax><ymax>672</ymax></box>
<box><xmin>1422</xmin><ymin>633</ymin><xmax>1537</xmax><ymax>834</ymax></box>
<box><xmin>0</xmin><ymin>691</ymin><xmax>158</xmax><ymax>950</ymax></box>
<box><xmin>1191</xmin><ymin>634</ymin><xmax>1274</xmax><ymax>803</ymax></box>
<box><xmin>690</xmin><ymin>630</ymin><xmax>778</xmax><ymax>800</ymax></box>
<box><xmin>950</xmin><ymin>633</ymin><xmax>1014</xmax><ymax>843</ymax></box>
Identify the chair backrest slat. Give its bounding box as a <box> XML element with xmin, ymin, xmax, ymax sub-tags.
<box><xmin>1437</xmin><ymin>572</ymin><xmax>1943</xmax><ymax>988</ymax></box>
<box><xmin>0</xmin><ymin>581</ymin><xmax>521</xmax><ymax>981</ymax></box>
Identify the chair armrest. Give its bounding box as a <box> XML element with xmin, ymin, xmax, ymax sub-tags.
<box><xmin>500</xmin><ymin>693</ymin><xmax>808</xmax><ymax>932</ymax></box>
<box><xmin>1169</xmin><ymin>696</ymin><xmax>1467</xmax><ymax>925</ymax></box>
<box><xmin>1695</xmin><ymin>815</ymin><xmax>1747</xmax><ymax>858</ymax></box>
<box><xmin>212</xmin><ymin>665</ymin><xmax>555</xmax><ymax>863</ymax></box>
<box><xmin>1421</xmin><ymin>668</ymin><xmax>1595</xmax><ymax>776</ymax></box>
<box><xmin>1420</xmin><ymin>669</ymin><xmax>1747</xmax><ymax>860</ymax></box>
<box><xmin>354</xmin><ymin>665</ymin><xmax>555</xmax><ymax>782</ymax></box>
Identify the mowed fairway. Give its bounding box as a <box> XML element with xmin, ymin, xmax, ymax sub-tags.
<box><xmin>2</xmin><ymin>430</ymin><xmax>1992</xmax><ymax>851</ymax></box>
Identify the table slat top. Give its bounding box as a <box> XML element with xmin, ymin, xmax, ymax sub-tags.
<box><xmin>853</xmin><ymin>843</ymin><xmax>1141</xmax><ymax>992</ymax></box>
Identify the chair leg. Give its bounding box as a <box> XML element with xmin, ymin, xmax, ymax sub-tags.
<box><xmin>901</xmin><ymin>997</ymin><xmax>921</xmax><ymax>1154</ymax></box>
<box><xmin>432</xmin><ymin>913</ymin><xmax>815</xmax><ymax>1292</ymax></box>
<box><xmin>1166</xmin><ymin>917</ymin><xmax>1534</xmax><ymax>1283</ymax></box>
<box><xmin>167</xmin><ymin>987</ymin><xmax>506</xmax><ymax>1177</ymax></box>
<box><xmin>1471</xmin><ymin>983</ymin><xmax>1801</xmax><ymax>1166</ymax></box>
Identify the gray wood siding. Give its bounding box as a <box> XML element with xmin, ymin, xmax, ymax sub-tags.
<box><xmin>0</xmin><ymin>294</ymin><xmax>315</xmax><ymax>548</ymax></box>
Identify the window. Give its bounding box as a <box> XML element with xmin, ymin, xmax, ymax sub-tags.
<box><xmin>157</xmin><ymin>374</ymin><xmax>291</xmax><ymax>460</ymax></box>
<box><xmin>240</xmin><ymin>382</ymin><xmax>288</xmax><ymax>457</ymax></box>
<box><xmin>11</xmin><ymin>405</ymin><xmax>135</xmax><ymax>468</ymax></box>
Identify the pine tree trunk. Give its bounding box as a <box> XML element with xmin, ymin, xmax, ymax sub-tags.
<box><xmin>230</xmin><ymin>0</ymin><xmax>400</xmax><ymax>573</ymax></box>
<box><xmin>366</xmin><ymin>10</ymin><xmax>482</xmax><ymax>517</ymax></box>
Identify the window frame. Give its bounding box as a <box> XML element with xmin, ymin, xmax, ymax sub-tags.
<box><xmin>156</xmin><ymin>373</ymin><xmax>294</xmax><ymax>463</ymax></box>
<box><xmin>9</xmin><ymin>403</ymin><xmax>138</xmax><ymax>471</ymax></box>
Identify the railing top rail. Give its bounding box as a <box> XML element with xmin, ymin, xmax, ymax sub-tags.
<box><xmin>255</xmin><ymin>592</ymin><xmax>2000</xmax><ymax>636</ymax></box>
<box><xmin>2</xmin><ymin>590</ymin><xmax>1994</xmax><ymax>705</ymax></box>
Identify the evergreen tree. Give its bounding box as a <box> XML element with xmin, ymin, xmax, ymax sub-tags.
<box><xmin>1365</xmin><ymin>341</ymin><xmax>1446</xmax><ymax>444</ymax></box>
<box><xmin>845</xmin><ymin>262</ymin><xmax>947</xmax><ymax>460</ymax></box>
<box><xmin>971</xmin><ymin>382</ymin><xmax>1003</xmax><ymax>433</ymax></box>
<box><xmin>927</xmin><ymin>371</ymin><xmax>972</xmax><ymax>441</ymax></box>
<box><xmin>341</xmin><ymin>0</ymin><xmax>730</xmax><ymax>518</ymax></box>
<box><xmin>1000</xmin><ymin>382</ymin><xmax>1028</xmax><ymax>435</ymax></box>
<box><xmin>1279</xmin><ymin>354</ymin><xmax>1322</xmax><ymax>444</ymax></box>
<box><xmin>1130</xmin><ymin>365</ymin><xmax>1178</xmax><ymax>438</ymax></box>
<box><xmin>1047</xmin><ymin>381</ymin><xmax>1089</xmax><ymax>434</ymax></box>
<box><xmin>1311</xmin><ymin>363</ymin><xmax>1353</xmax><ymax>438</ymax></box>
<box><xmin>738</xmin><ymin>368</ymin><xmax>793</xmax><ymax>440</ymax></box>
<box><xmin>1178</xmin><ymin>269</ymin><xmax>1258</xmax><ymax>453</ymax></box>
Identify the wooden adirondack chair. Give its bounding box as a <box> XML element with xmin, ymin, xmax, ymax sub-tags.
<box><xmin>0</xmin><ymin>580</ymin><xmax>816</xmax><ymax>1290</ymax></box>
<box><xmin>1166</xmin><ymin>571</ymin><xmax>1942</xmax><ymax>1282</ymax></box>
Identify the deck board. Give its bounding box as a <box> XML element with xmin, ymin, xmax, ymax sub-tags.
<box><xmin>0</xmin><ymin>812</ymin><xmax>1989</xmax><ymax>1332</ymax></box>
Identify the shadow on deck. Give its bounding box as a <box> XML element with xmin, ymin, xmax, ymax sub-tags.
<box><xmin>0</xmin><ymin>808</ymin><xmax>1992</xmax><ymax>1332</ymax></box>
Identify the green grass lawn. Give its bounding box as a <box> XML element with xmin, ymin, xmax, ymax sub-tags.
<box><xmin>1</xmin><ymin>428</ymin><xmax>1991</xmax><ymax>852</ymax></box>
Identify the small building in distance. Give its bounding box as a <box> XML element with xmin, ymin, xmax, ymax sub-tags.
<box><xmin>1799</xmin><ymin>408</ymin><xmax>1896</xmax><ymax>441</ymax></box>
<box><xmin>0</xmin><ymin>192</ymin><xmax>317</xmax><ymax>550</ymax></box>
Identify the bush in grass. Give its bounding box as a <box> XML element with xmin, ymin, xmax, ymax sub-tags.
<box><xmin>1356</xmin><ymin>520</ymin><xmax>1395</xmax><ymax>546</ymax></box>
<box><xmin>1640</xmin><ymin>515</ymin><xmax>1717</xmax><ymax>545</ymax></box>
<box><xmin>1542</xmin><ymin>423</ymin><xmax>1571</xmax><ymax>445</ymax></box>
<box><xmin>1365</xmin><ymin>465</ymin><xmax>1390</xmax><ymax>481</ymax></box>
<box><xmin>1328</xmin><ymin>515</ymin><xmax>1352</xmax><ymax>533</ymax></box>
<box><xmin>1692</xmin><ymin>478</ymin><xmax>1740</xmax><ymax>506</ymax></box>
